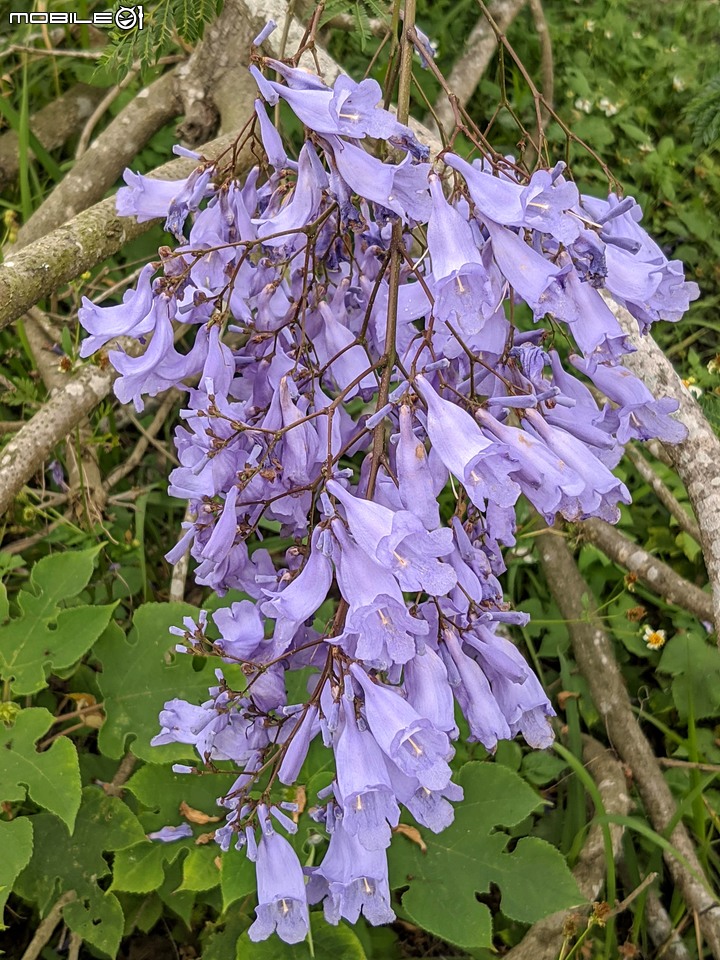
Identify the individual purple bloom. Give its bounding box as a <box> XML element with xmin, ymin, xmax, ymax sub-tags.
<box><xmin>248</xmin><ymin>827</ymin><xmax>310</xmax><ymax>944</ymax></box>
<box><xmin>441</xmin><ymin>627</ymin><xmax>511</xmax><ymax>752</ymax></box>
<box><xmin>426</xmin><ymin>176</ymin><xmax>498</xmax><ymax>326</ymax></box>
<box><xmin>483</xmin><ymin>218</ymin><xmax>566</xmax><ymax>320</ymax></box>
<box><xmin>151</xmin><ymin>698</ymin><xmax>216</xmax><ymax>749</ymax></box>
<box><xmin>147</xmin><ymin>823</ymin><xmax>193</xmax><ymax>842</ymax></box>
<box><xmin>403</xmin><ymin>646</ymin><xmax>458</xmax><ymax>737</ymax></box>
<box><xmin>466</xmin><ymin>627</ymin><xmax>555</xmax><ymax>748</ymax></box>
<box><xmin>254</xmin><ymin>143</ymin><xmax>323</xmax><ymax>247</ymax></box>
<box><xmin>475</xmin><ymin>407</ymin><xmax>586</xmax><ymax>522</ymax></box>
<box><xmin>384</xmin><ymin>761</ymin><xmax>463</xmax><ymax>833</ymax></box>
<box><xmin>252</xmin><ymin>19</ymin><xmax>276</xmax><ymax>45</ymax></box>
<box><xmin>262</xmin><ymin>527</ymin><xmax>333</xmax><ymax>624</ymax></box>
<box><xmin>444</xmin><ymin>153</ymin><xmax>525</xmax><ymax>223</ymax></box>
<box><xmin>327</xmin><ymin>479</ymin><xmax>456</xmax><ymax>596</ymax></box>
<box><xmin>395</xmin><ymin>405</ymin><xmax>442</xmax><ymax>530</ymax></box>
<box><xmin>313</xmin><ymin>302</ymin><xmax>376</xmax><ymax>398</ymax></box>
<box><xmin>213</xmin><ymin>598</ymin><xmax>265</xmax><ymax>662</ymax></box>
<box><xmin>571</xmin><ymin>355</ymin><xmax>687</xmax><ymax>444</ymax></box>
<box><xmin>415</xmin><ymin>375</ymin><xmax>520</xmax><ymax>510</ymax></box>
<box><xmin>78</xmin><ymin>263</ymin><xmax>157</xmax><ymax>357</ymax></box>
<box><xmin>254</xmin><ymin>100</ymin><xmax>291</xmax><ymax>170</ymax></box>
<box><xmin>556</xmin><ymin>263</ymin><xmax>634</xmax><ymax>362</ymax></box>
<box><xmin>523</xmin><ymin>409</ymin><xmax>632</xmax><ymax>521</ymax></box>
<box><xmin>520</xmin><ymin>164</ymin><xmax>581</xmax><ymax>244</ymax></box>
<box><xmin>306</xmin><ymin>822</ymin><xmax>395</xmax><ymax>926</ymax></box>
<box><xmin>333</xmin><ymin>698</ymin><xmax>400</xmax><ymax>850</ymax></box>
<box><xmin>277</xmin><ymin>705</ymin><xmax>320</xmax><ymax>785</ymax></box>
<box><xmin>332</xmin><ymin>521</ymin><xmax>427</xmax><ymax>667</ymax></box>
<box><xmin>165</xmin><ymin>166</ymin><xmax>215</xmax><ymax>240</ymax></box>
<box><xmin>116</xmin><ymin>169</ymin><xmax>185</xmax><ymax>221</ymax></box>
<box><xmin>350</xmin><ymin>664</ymin><xmax>453</xmax><ymax>790</ymax></box>
<box><xmin>325</xmin><ymin>136</ymin><xmax>431</xmax><ymax>223</ymax></box>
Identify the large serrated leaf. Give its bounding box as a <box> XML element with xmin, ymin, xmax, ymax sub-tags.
<box><xmin>0</xmin><ymin>707</ymin><xmax>81</xmax><ymax>830</ymax></box>
<box><xmin>15</xmin><ymin>787</ymin><xmax>146</xmax><ymax>957</ymax></box>
<box><xmin>0</xmin><ymin>547</ymin><xmax>116</xmax><ymax>695</ymax></box>
<box><xmin>388</xmin><ymin>762</ymin><xmax>581</xmax><ymax>949</ymax></box>
<box><xmin>94</xmin><ymin>603</ymin><xmax>212</xmax><ymax>761</ymax></box>
<box><xmin>0</xmin><ymin>818</ymin><xmax>33</xmax><ymax>928</ymax></box>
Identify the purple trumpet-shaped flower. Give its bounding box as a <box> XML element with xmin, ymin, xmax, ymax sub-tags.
<box><xmin>116</xmin><ymin>166</ymin><xmax>214</xmax><ymax>239</ymax></box>
<box><xmin>213</xmin><ymin>599</ymin><xmax>265</xmax><ymax>662</ymax></box>
<box><xmin>277</xmin><ymin>705</ymin><xmax>320</xmax><ymax>785</ymax></box>
<box><xmin>262</xmin><ymin>527</ymin><xmax>333</xmax><ymax>625</ymax></box>
<box><xmin>384</xmin><ymin>761</ymin><xmax>464</xmax><ymax>833</ymax></box>
<box><xmin>523</xmin><ymin>409</ymin><xmax>632</xmax><ymax>522</ymax></box>
<box><xmin>147</xmin><ymin>823</ymin><xmax>194</xmax><ymax>843</ymax></box>
<box><xmin>248</xmin><ymin>824</ymin><xmax>310</xmax><ymax>944</ymax></box>
<box><xmin>333</xmin><ymin>698</ymin><xmax>400</xmax><ymax>850</ymax></box>
<box><xmin>327</xmin><ymin>479</ymin><xmax>456</xmax><ymax>596</ymax></box>
<box><xmin>427</xmin><ymin>176</ymin><xmax>496</xmax><ymax>326</ymax></box>
<box><xmin>395</xmin><ymin>405</ymin><xmax>443</xmax><ymax>530</ymax></box>
<box><xmin>415</xmin><ymin>375</ymin><xmax>520</xmax><ymax>510</ymax></box>
<box><xmin>332</xmin><ymin>521</ymin><xmax>427</xmax><ymax>667</ymax></box>
<box><xmin>78</xmin><ymin>263</ymin><xmax>157</xmax><ymax>356</ymax></box>
<box><xmin>441</xmin><ymin>627</ymin><xmax>511</xmax><ymax>752</ymax></box>
<box><xmin>307</xmin><ymin>822</ymin><xmax>395</xmax><ymax>926</ymax></box>
<box><xmin>403</xmin><ymin>645</ymin><xmax>458</xmax><ymax>737</ymax></box>
<box><xmin>350</xmin><ymin>664</ymin><xmax>453</xmax><ymax>790</ymax></box>
<box><xmin>466</xmin><ymin>627</ymin><xmax>555</xmax><ymax>748</ymax></box>
<box><xmin>571</xmin><ymin>355</ymin><xmax>687</xmax><ymax>444</ymax></box>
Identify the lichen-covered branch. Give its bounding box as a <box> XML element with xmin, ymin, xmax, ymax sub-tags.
<box><xmin>537</xmin><ymin>530</ymin><xmax>720</xmax><ymax>958</ymax></box>
<box><xmin>579</xmin><ymin>516</ymin><xmax>714</xmax><ymax>625</ymax></box>
<box><xmin>607</xmin><ymin>294</ymin><xmax>720</xmax><ymax>638</ymax></box>
<box><xmin>625</xmin><ymin>445</ymin><xmax>701</xmax><ymax>544</ymax></box>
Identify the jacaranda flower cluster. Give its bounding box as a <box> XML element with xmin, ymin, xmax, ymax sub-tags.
<box><xmin>78</xmin><ymin>38</ymin><xmax>698</xmax><ymax>944</ymax></box>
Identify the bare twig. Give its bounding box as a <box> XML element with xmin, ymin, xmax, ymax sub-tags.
<box><xmin>20</xmin><ymin>891</ymin><xmax>77</xmax><ymax>960</ymax></box>
<box><xmin>625</xmin><ymin>445</ymin><xmax>701</xmax><ymax>544</ymax></box>
<box><xmin>527</xmin><ymin>0</ymin><xmax>553</xmax><ymax>115</ymax></box>
<box><xmin>429</xmin><ymin>0</ymin><xmax>527</xmax><ymax>131</ymax></box>
<box><xmin>102</xmin><ymin>752</ymin><xmax>138</xmax><ymax>798</ymax></box>
<box><xmin>537</xmin><ymin>529</ymin><xmax>720</xmax><ymax>957</ymax></box>
<box><xmin>579</xmin><ymin>516</ymin><xmax>714</xmax><ymax>625</ymax></box>
<box><xmin>105</xmin><ymin>390</ymin><xmax>180</xmax><ymax>489</ymax></box>
<box><xmin>67</xmin><ymin>931</ymin><xmax>82</xmax><ymax>960</ymax></box>
<box><xmin>74</xmin><ymin>66</ymin><xmax>142</xmax><ymax>159</ymax></box>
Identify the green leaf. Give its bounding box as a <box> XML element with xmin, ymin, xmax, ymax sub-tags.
<box><xmin>236</xmin><ymin>913</ymin><xmax>367</xmax><ymax>959</ymax></box>
<box><xmin>15</xmin><ymin>787</ymin><xmax>146</xmax><ymax>956</ymax></box>
<box><xmin>658</xmin><ymin>631</ymin><xmax>720</xmax><ymax>721</ymax></box>
<box><xmin>0</xmin><ymin>547</ymin><xmax>116</xmax><ymax>696</ymax></box>
<box><xmin>180</xmin><ymin>845</ymin><xmax>221</xmax><ymax>891</ymax></box>
<box><xmin>94</xmin><ymin>603</ymin><xmax>212</xmax><ymax>761</ymax></box>
<box><xmin>0</xmin><ymin>818</ymin><xmax>33</xmax><ymax>928</ymax></box>
<box><xmin>112</xmin><ymin>841</ymin><xmax>180</xmax><ymax>894</ymax></box>
<box><xmin>0</xmin><ymin>707</ymin><xmax>81</xmax><ymax>830</ymax></box>
<box><xmin>221</xmin><ymin>848</ymin><xmax>256</xmax><ymax>913</ymax></box>
<box><xmin>388</xmin><ymin>763</ymin><xmax>581</xmax><ymax>949</ymax></box>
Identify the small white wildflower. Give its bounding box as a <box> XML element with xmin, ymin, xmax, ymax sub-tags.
<box><xmin>574</xmin><ymin>98</ymin><xmax>593</xmax><ymax>114</ymax></box>
<box><xmin>584</xmin><ymin>19</ymin><xmax>596</xmax><ymax>31</ymax></box>
<box><xmin>598</xmin><ymin>97</ymin><xmax>619</xmax><ymax>117</ymax></box>
<box><xmin>639</xmin><ymin>142</ymin><xmax>654</xmax><ymax>154</ymax></box>
<box><xmin>604</xmin><ymin>29</ymin><xmax>614</xmax><ymax>39</ymax></box>
<box><xmin>673</xmin><ymin>75</ymin><xmax>687</xmax><ymax>92</ymax></box>
<box><xmin>642</xmin><ymin>625</ymin><xmax>667</xmax><ymax>650</ymax></box>
<box><xmin>632</xmin><ymin>30</ymin><xmax>643</xmax><ymax>39</ymax></box>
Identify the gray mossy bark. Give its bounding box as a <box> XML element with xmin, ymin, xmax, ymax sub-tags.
<box><xmin>607</xmin><ymin>294</ymin><xmax>720</xmax><ymax>636</ymax></box>
<box><xmin>537</xmin><ymin>529</ymin><xmax>720</xmax><ymax>958</ymax></box>
<box><xmin>0</xmin><ymin>84</ymin><xmax>106</xmax><ymax>191</ymax></box>
<box><xmin>579</xmin><ymin>516</ymin><xmax>714</xmax><ymax>624</ymax></box>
